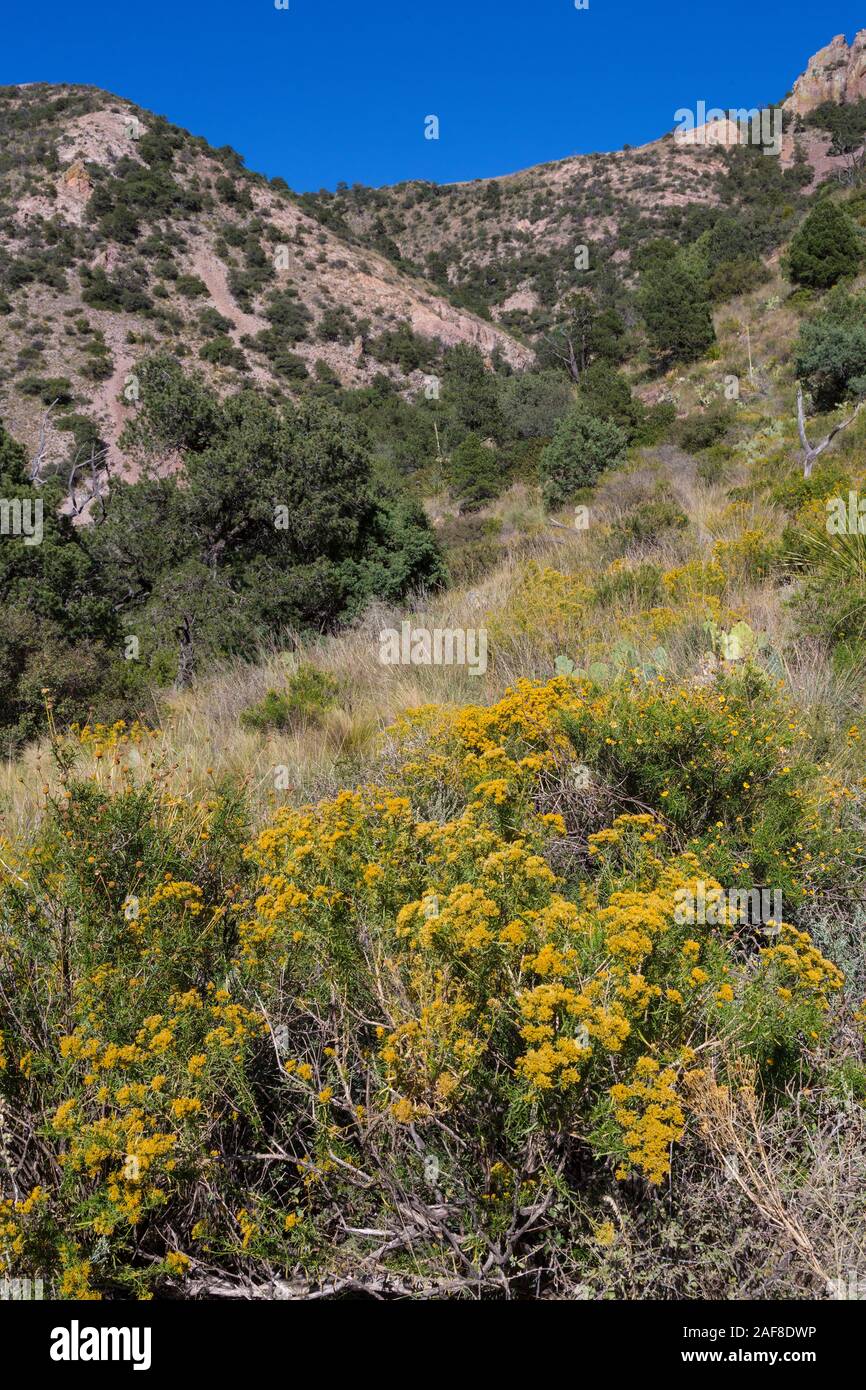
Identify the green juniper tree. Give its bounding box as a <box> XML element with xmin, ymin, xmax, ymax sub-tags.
<box><xmin>89</xmin><ymin>356</ymin><xmax>445</xmax><ymax>686</ymax></box>
<box><xmin>787</xmin><ymin>199</ymin><xmax>861</xmax><ymax>290</ymax></box>
<box><xmin>448</xmin><ymin>432</ymin><xmax>500</xmax><ymax>513</ymax></box>
<box><xmin>539</xmin><ymin>406</ymin><xmax>627</xmax><ymax>508</ymax></box>
<box><xmin>639</xmin><ymin>256</ymin><xmax>715</xmax><ymax>363</ymax></box>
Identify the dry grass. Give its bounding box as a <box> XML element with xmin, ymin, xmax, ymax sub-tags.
<box><xmin>1</xmin><ymin>373</ymin><xmax>862</xmax><ymax>841</ymax></box>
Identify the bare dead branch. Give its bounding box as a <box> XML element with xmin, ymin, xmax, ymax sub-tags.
<box><xmin>797</xmin><ymin>382</ymin><xmax>865</xmax><ymax>478</ymax></box>
<box><xmin>28</xmin><ymin>399</ymin><xmax>60</xmax><ymax>484</ymax></box>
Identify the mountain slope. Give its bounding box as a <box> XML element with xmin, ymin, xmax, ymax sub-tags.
<box><xmin>0</xmin><ymin>84</ymin><xmax>530</xmax><ymax>478</ymax></box>
<box><xmin>1</xmin><ymin>37</ymin><xmax>863</xmax><ymax>480</ymax></box>
<box><xmin>302</xmin><ymin>37</ymin><xmax>866</xmax><ymax>333</ymax></box>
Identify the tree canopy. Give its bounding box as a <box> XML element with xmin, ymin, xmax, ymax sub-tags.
<box><xmin>0</xmin><ymin>357</ymin><xmax>445</xmax><ymax>743</ymax></box>
<box><xmin>787</xmin><ymin>200</ymin><xmax>861</xmax><ymax>290</ymax></box>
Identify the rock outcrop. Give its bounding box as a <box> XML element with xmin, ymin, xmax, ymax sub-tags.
<box><xmin>62</xmin><ymin>159</ymin><xmax>91</xmax><ymax>197</ymax></box>
<box><xmin>784</xmin><ymin>31</ymin><xmax>866</xmax><ymax>117</ymax></box>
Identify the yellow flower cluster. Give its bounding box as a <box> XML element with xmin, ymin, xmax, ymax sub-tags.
<box><xmin>381</xmin><ymin>996</ymin><xmax>487</xmax><ymax>1111</ymax></box>
<box><xmin>713</xmin><ymin>528</ymin><xmax>778</xmax><ymax>581</ymax></box>
<box><xmin>662</xmin><ymin>560</ymin><xmax>726</xmax><ymax>602</ymax></box>
<box><xmin>487</xmin><ymin>563</ymin><xmax>587</xmax><ymax>647</ymax></box>
<box><xmin>235</xmin><ymin>681</ymin><xmax>848</xmax><ymax>1193</ymax></box>
<box><xmin>70</xmin><ymin>719</ymin><xmax>161</xmax><ymax>750</ymax></box>
<box><xmin>759</xmin><ymin>924</ymin><xmax>844</xmax><ymax>1007</ymax></box>
<box><xmin>611</xmin><ymin>1057</ymin><xmax>686</xmax><ymax>1184</ymax></box>
<box><xmin>5</xmin><ymin>671</ymin><xmax>852</xmax><ymax>1296</ymax></box>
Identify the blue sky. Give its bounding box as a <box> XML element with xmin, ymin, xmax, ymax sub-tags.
<box><xmin>2</xmin><ymin>2</ymin><xmax>864</xmax><ymax>190</ymax></box>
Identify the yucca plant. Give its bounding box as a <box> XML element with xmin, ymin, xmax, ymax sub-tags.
<box><xmin>791</xmin><ymin>526</ymin><xmax>866</xmax><ymax>649</ymax></box>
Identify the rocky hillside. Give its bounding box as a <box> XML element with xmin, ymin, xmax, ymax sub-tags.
<box><xmin>0</xmin><ymin>84</ymin><xmax>530</xmax><ymax>478</ymax></box>
<box><xmin>304</xmin><ymin>137</ymin><xmax>730</xmax><ymax>323</ymax></box>
<box><xmin>1</xmin><ymin>37</ymin><xmax>864</xmax><ymax>480</ymax></box>
<box><xmin>301</xmin><ymin>40</ymin><xmax>866</xmax><ymax>337</ymax></box>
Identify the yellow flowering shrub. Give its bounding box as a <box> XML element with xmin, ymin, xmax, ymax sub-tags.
<box><xmin>0</xmin><ymin>673</ymin><xmax>860</xmax><ymax>1297</ymax></box>
<box><xmin>662</xmin><ymin>559</ymin><xmax>726</xmax><ymax>602</ymax></box>
<box><xmin>239</xmin><ymin>687</ymin><xmax>847</xmax><ymax>1199</ymax></box>
<box><xmin>487</xmin><ymin>563</ymin><xmax>587</xmax><ymax>651</ymax></box>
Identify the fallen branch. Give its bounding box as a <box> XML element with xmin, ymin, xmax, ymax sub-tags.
<box><xmin>186</xmin><ymin>1270</ymin><xmax>495</xmax><ymax>1300</ymax></box>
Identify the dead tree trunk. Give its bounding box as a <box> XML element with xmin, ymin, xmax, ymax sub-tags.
<box><xmin>28</xmin><ymin>399</ymin><xmax>59</xmax><ymax>484</ymax></box>
<box><xmin>797</xmin><ymin>383</ymin><xmax>864</xmax><ymax>479</ymax></box>
<box><xmin>175</xmin><ymin>614</ymin><xmax>195</xmax><ymax>691</ymax></box>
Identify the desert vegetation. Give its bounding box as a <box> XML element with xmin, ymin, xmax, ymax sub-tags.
<box><xmin>2</xmin><ymin>58</ymin><xmax>866</xmax><ymax>1304</ymax></box>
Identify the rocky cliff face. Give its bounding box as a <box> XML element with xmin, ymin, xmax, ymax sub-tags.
<box><xmin>784</xmin><ymin>31</ymin><xmax>866</xmax><ymax>116</ymax></box>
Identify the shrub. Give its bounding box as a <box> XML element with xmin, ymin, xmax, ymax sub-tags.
<box><xmin>498</xmin><ymin>369</ymin><xmax>573</xmax><ymax>440</ymax></box>
<box><xmin>449</xmin><ymin>432</ymin><xmax>500</xmax><ymax>513</ymax></box>
<box><xmin>788</xmin><ymin>200</ymin><xmax>861</xmax><ymax>290</ymax></box>
<box><xmin>577</xmin><ymin>361</ymin><xmax>644</xmax><ymax>441</ymax></box>
<box><xmin>264</xmin><ymin>290</ymin><xmax>312</xmax><ymax>343</ymax></box>
<box><xmin>592</xmin><ymin>561</ymin><xmax>664</xmax><ymax>610</ymax></box>
<box><xmin>439</xmin><ymin>514</ymin><xmax>503</xmax><ymax>585</ymax></box>
<box><xmin>789</xmin><ymin>523</ymin><xmax>866</xmax><ymax>665</ymax></box>
<box><xmin>706</xmin><ymin>257</ymin><xmax>769</xmax><ymax>303</ymax></box>
<box><xmin>0</xmin><ymin>677</ymin><xmax>855</xmax><ymax>1298</ymax></box>
<box><xmin>98</xmin><ymin>205</ymin><xmax>140</xmax><ymax>246</ymax></box>
<box><xmin>175</xmin><ymin>275</ymin><xmax>209</xmax><ymax>299</ymax></box>
<box><xmin>198</xmin><ymin>307</ymin><xmax>234</xmax><ymax>337</ymax></box>
<box><xmin>639</xmin><ymin>257</ymin><xmax>715</xmax><ymax>362</ymax></box>
<box><xmin>245</xmin><ymin>328</ymin><xmax>310</xmax><ymax>380</ymax></box>
<box><xmin>613</xmin><ymin>498</ymin><xmax>688</xmax><ymax>543</ymax></box>
<box><xmin>368</xmin><ymin>322</ymin><xmax>439</xmax><ymax>374</ymax></box>
<box><xmin>795</xmin><ymin>287</ymin><xmax>866</xmax><ymax>410</ymax></box>
<box><xmin>561</xmin><ymin>669</ymin><xmax>859</xmax><ymax>900</ymax></box>
<box><xmin>675</xmin><ymin>407</ymin><xmax>732</xmax><ymax>452</ymax></box>
<box><xmin>540</xmin><ymin>407</ymin><xmax>627</xmax><ymax>507</ymax></box>
<box><xmin>317</xmin><ymin>305</ymin><xmax>357</xmax><ymax>344</ymax></box>
<box><xmin>81</xmin><ymin>267</ymin><xmax>151</xmax><ymax>314</ymax></box>
<box><xmin>215</xmin><ymin>176</ymin><xmax>253</xmax><ymax>210</ymax></box>
<box><xmin>55</xmin><ymin>413</ymin><xmax>104</xmax><ymax>454</ymax></box>
<box><xmin>198</xmin><ymin>336</ymin><xmax>247</xmax><ymax>371</ymax></box>
<box><xmin>633</xmin><ymin>400</ymin><xmax>677</xmax><ymax>446</ymax></box>
<box><xmin>18</xmin><ymin>375</ymin><xmax>74</xmax><ymax>405</ymax></box>
<box><xmin>228</xmin><ymin>266</ymin><xmax>271</xmax><ymax>312</ymax></box>
<box><xmin>240</xmin><ymin>663</ymin><xmax>340</xmax><ymax>731</ymax></box>
<box><xmin>441</xmin><ymin>343</ymin><xmax>502</xmax><ymax>443</ymax></box>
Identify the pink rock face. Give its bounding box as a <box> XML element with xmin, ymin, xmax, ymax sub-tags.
<box><xmin>784</xmin><ymin>31</ymin><xmax>866</xmax><ymax>117</ymax></box>
<box><xmin>63</xmin><ymin>160</ymin><xmax>91</xmax><ymax>196</ymax></box>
